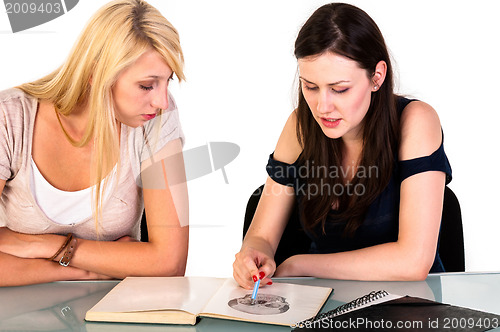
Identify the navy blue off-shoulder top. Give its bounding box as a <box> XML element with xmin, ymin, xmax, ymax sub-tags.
<box><xmin>266</xmin><ymin>97</ymin><xmax>452</xmax><ymax>272</ymax></box>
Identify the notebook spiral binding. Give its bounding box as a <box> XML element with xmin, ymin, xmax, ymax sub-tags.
<box><xmin>301</xmin><ymin>290</ymin><xmax>389</xmax><ymax>325</ymax></box>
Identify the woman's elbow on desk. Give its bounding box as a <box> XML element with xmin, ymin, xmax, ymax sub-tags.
<box><xmin>392</xmin><ymin>263</ymin><xmax>432</xmax><ymax>281</ymax></box>
<box><xmin>136</xmin><ymin>263</ymin><xmax>186</xmax><ymax>278</ymax></box>
<box><xmin>112</xmin><ymin>254</ymin><xmax>187</xmax><ymax>279</ymax></box>
<box><xmin>152</xmin><ymin>252</ymin><xmax>187</xmax><ymax>277</ymax></box>
<box><xmin>146</xmin><ymin>240</ymin><xmax>188</xmax><ymax>277</ymax></box>
<box><xmin>386</xmin><ymin>245</ymin><xmax>436</xmax><ymax>281</ymax></box>
<box><xmin>135</xmin><ymin>249</ymin><xmax>188</xmax><ymax>278</ymax></box>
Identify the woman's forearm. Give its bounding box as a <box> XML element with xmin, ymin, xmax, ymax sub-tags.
<box><xmin>64</xmin><ymin>228</ymin><xmax>189</xmax><ymax>278</ymax></box>
<box><xmin>241</xmin><ymin>234</ymin><xmax>276</xmax><ymax>259</ymax></box>
<box><xmin>277</xmin><ymin>241</ymin><xmax>435</xmax><ymax>281</ymax></box>
<box><xmin>0</xmin><ymin>252</ymin><xmax>106</xmax><ymax>287</ymax></box>
<box><xmin>2</xmin><ymin>226</ymin><xmax>189</xmax><ymax>279</ymax></box>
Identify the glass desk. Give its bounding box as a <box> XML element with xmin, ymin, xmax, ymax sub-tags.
<box><xmin>1</xmin><ymin>272</ymin><xmax>500</xmax><ymax>331</ymax></box>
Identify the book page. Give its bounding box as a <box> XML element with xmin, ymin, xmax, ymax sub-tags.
<box><xmin>87</xmin><ymin>277</ymin><xmax>226</xmax><ymax>315</ymax></box>
<box><xmin>201</xmin><ymin>279</ymin><xmax>332</xmax><ymax>326</ymax></box>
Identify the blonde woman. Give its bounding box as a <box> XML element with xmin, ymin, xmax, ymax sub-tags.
<box><xmin>0</xmin><ymin>0</ymin><xmax>189</xmax><ymax>286</ymax></box>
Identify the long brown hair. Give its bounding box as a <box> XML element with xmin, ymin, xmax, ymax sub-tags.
<box><xmin>294</xmin><ymin>3</ymin><xmax>399</xmax><ymax>236</ymax></box>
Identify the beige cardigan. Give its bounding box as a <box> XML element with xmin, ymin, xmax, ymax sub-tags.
<box><xmin>0</xmin><ymin>88</ymin><xmax>184</xmax><ymax>240</ymax></box>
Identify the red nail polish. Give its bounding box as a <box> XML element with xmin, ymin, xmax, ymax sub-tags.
<box><xmin>259</xmin><ymin>271</ymin><xmax>265</xmax><ymax>280</ymax></box>
<box><xmin>267</xmin><ymin>281</ymin><xmax>273</xmax><ymax>285</ymax></box>
<box><xmin>252</xmin><ymin>275</ymin><xmax>258</xmax><ymax>282</ymax></box>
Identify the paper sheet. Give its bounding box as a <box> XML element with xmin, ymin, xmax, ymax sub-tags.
<box><xmin>89</xmin><ymin>277</ymin><xmax>226</xmax><ymax>315</ymax></box>
<box><xmin>202</xmin><ymin>279</ymin><xmax>331</xmax><ymax>326</ymax></box>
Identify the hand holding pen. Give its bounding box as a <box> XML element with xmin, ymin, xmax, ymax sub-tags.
<box><xmin>251</xmin><ymin>276</ymin><xmax>261</xmax><ymax>304</ymax></box>
<box><xmin>250</xmin><ymin>270</ymin><xmax>273</xmax><ymax>304</ymax></box>
<box><xmin>233</xmin><ymin>246</ymin><xmax>276</xmax><ymax>289</ymax></box>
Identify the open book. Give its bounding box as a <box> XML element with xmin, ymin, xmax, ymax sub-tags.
<box><xmin>85</xmin><ymin>277</ymin><xmax>332</xmax><ymax>326</ymax></box>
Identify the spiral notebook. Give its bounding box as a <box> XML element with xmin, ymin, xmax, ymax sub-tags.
<box><xmin>294</xmin><ymin>290</ymin><xmax>399</xmax><ymax>327</ymax></box>
<box><xmin>294</xmin><ymin>290</ymin><xmax>500</xmax><ymax>331</ymax></box>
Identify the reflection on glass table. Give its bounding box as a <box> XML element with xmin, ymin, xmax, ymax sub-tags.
<box><xmin>1</xmin><ymin>273</ymin><xmax>500</xmax><ymax>331</ymax></box>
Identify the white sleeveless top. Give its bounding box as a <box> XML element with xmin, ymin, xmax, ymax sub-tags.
<box><xmin>29</xmin><ymin>157</ymin><xmax>116</xmax><ymax>225</ymax></box>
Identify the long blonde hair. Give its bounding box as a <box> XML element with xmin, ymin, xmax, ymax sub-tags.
<box><xmin>18</xmin><ymin>0</ymin><xmax>184</xmax><ymax>228</ymax></box>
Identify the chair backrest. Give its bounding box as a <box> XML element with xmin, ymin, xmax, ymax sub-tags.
<box><xmin>243</xmin><ymin>185</ymin><xmax>465</xmax><ymax>271</ymax></box>
<box><xmin>438</xmin><ymin>186</ymin><xmax>465</xmax><ymax>272</ymax></box>
<box><xmin>140</xmin><ymin>212</ymin><xmax>149</xmax><ymax>242</ymax></box>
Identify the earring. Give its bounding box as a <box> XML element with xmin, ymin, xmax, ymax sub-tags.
<box><xmin>373</xmin><ymin>85</ymin><xmax>379</xmax><ymax>91</ymax></box>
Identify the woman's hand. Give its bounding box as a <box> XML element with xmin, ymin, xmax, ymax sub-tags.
<box><xmin>233</xmin><ymin>246</ymin><xmax>275</xmax><ymax>289</ymax></box>
<box><xmin>0</xmin><ymin>227</ymin><xmax>68</xmax><ymax>259</ymax></box>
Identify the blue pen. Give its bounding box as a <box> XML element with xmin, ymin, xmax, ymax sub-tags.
<box><xmin>251</xmin><ymin>278</ymin><xmax>261</xmax><ymax>305</ymax></box>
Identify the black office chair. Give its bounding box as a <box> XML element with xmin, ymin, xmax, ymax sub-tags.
<box><xmin>439</xmin><ymin>186</ymin><xmax>465</xmax><ymax>272</ymax></box>
<box><xmin>140</xmin><ymin>212</ymin><xmax>149</xmax><ymax>242</ymax></box>
<box><xmin>243</xmin><ymin>185</ymin><xmax>465</xmax><ymax>272</ymax></box>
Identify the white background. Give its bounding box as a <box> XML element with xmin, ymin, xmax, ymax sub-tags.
<box><xmin>1</xmin><ymin>0</ymin><xmax>499</xmax><ymax>277</ymax></box>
